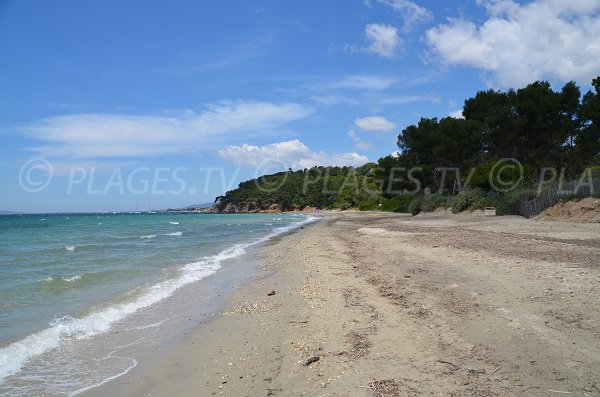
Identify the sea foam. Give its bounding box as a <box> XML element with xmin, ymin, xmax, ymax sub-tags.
<box><xmin>0</xmin><ymin>256</ymin><xmax>222</xmax><ymax>381</ymax></box>
<box><xmin>41</xmin><ymin>275</ymin><xmax>82</xmax><ymax>283</ymax></box>
<box><xmin>0</xmin><ymin>215</ymin><xmax>319</xmax><ymax>383</ymax></box>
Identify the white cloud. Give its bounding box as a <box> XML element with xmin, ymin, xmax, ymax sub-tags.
<box><xmin>354</xmin><ymin>116</ymin><xmax>396</xmax><ymax>132</ymax></box>
<box><xmin>20</xmin><ymin>101</ymin><xmax>312</xmax><ymax>159</ymax></box>
<box><xmin>217</xmin><ymin>139</ymin><xmax>369</xmax><ymax>170</ymax></box>
<box><xmin>321</xmin><ymin>74</ymin><xmax>396</xmax><ymax>91</ymax></box>
<box><xmin>426</xmin><ymin>0</ymin><xmax>600</xmax><ymax>87</ymax></box>
<box><xmin>374</xmin><ymin>93</ymin><xmax>442</xmax><ymax>105</ymax></box>
<box><xmin>448</xmin><ymin>109</ymin><xmax>464</xmax><ymax>119</ymax></box>
<box><xmin>364</xmin><ymin>24</ymin><xmax>401</xmax><ymax>58</ymax></box>
<box><xmin>348</xmin><ymin>129</ymin><xmax>373</xmax><ymax>151</ymax></box>
<box><xmin>309</xmin><ymin>95</ymin><xmax>360</xmax><ymax>106</ymax></box>
<box><xmin>377</xmin><ymin>0</ymin><xmax>433</xmax><ymax>31</ymax></box>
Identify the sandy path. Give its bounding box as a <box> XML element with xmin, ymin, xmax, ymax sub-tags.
<box><xmin>88</xmin><ymin>212</ymin><xmax>600</xmax><ymax>397</ymax></box>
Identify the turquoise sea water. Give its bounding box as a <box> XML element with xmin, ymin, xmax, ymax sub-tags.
<box><xmin>0</xmin><ymin>212</ymin><xmax>317</xmax><ymax>395</ymax></box>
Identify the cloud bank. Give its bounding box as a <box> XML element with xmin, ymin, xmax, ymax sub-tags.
<box><xmin>426</xmin><ymin>0</ymin><xmax>600</xmax><ymax>86</ymax></box>
<box><xmin>20</xmin><ymin>101</ymin><xmax>312</xmax><ymax>159</ymax></box>
<box><xmin>217</xmin><ymin>140</ymin><xmax>369</xmax><ymax>170</ymax></box>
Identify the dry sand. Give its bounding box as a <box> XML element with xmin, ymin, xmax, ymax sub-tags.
<box><xmin>537</xmin><ymin>197</ymin><xmax>600</xmax><ymax>223</ymax></box>
<box><xmin>87</xmin><ymin>212</ymin><xmax>600</xmax><ymax>397</ymax></box>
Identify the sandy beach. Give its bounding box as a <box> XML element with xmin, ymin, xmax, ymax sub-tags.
<box><xmin>86</xmin><ymin>211</ymin><xmax>600</xmax><ymax>397</ymax></box>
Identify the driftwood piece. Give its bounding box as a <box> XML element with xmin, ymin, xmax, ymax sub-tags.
<box><xmin>303</xmin><ymin>356</ymin><xmax>320</xmax><ymax>366</ymax></box>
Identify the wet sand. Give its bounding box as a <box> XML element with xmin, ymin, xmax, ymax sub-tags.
<box><xmin>86</xmin><ymin>211</ymin><xmax>600</xmax><ymax>396</ymax></box>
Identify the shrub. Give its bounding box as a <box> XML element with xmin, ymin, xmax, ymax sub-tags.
<box><xmin>392</xmin><ymin>194</ymin><xmax>413</xmax><ymax>213</ymax></box>
<box><xmin>378</xmin><ymin>197</ymin><xmax>400</xmax><ymax>211</ymax></box>
<box><xmin>451</xmin><ymin>188</ymin><xmax>489</xmax><ymax>213</ymax></box>
<box><xmin>491</xmin><ymin>187</ymin><xmax>538</xmax><ymax>215</ymax></box>
<box><xmin>336</xmin><ymin>201</ymin><xmax>353</xmax><ymax>210</ymax></box>
<box><xmin>358</xmin><ymin>198</ymin><xmax>379</xmax><ymax>211</ymax></box>
<box><xmin>423</xmin><ymin>195</ymin><xmax>447</xmax><ymax>212</ymax></box>
<box><xmin>408</xmin><ymin>196</ymin><xmax>423</xmax><ymax>215</ymax></box>
<box><xmin>408</xmin><ymin>194</ymin><xmax>447</xmax><ymax>215</ymax></box>
<box><xmin>358</xmin><ymin>196</ymin><xmax>405</xmax><ymax>212</ymax></box>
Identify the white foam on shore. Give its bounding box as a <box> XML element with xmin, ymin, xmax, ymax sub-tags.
<box><xmin>165</xmin><ymin>231</ymin><xmax>183</xmax><ymax>236</ymax></box>
<box><xmin>169</xmin><ymin>221</ymin><xmax>179</xmax><ymax>225</ymax></box>
<box><xmin>139</xmin><ymin>235</ymin><xmax>156</xmax><ymax>239</ymax></box>
<box><xmin>0</xmin><ymin>215</ymin><xmax>320</xmax><ymax>384</ymax></box>
<box><xmin>68</xmin><ymin>356</ymin><xmax>138</xmax><ymax>397</ymax></box>
<box><xmin>125</xmin><ymin>320</ymin><xmax>166</xmax><ymax>331</ymax></box>
<box><xmin>65</xmin><ymin>246</ymin><xmax>75</xmax><ymax>251</ymax></box>
<box><xmin>0</xmin><ymin>258</ymin><xmax>222</xmax><ymax>382</ymax></box>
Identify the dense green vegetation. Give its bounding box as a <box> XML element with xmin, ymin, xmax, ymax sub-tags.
<box><xmin>382</xmin><ymin>78</ymin><xmax>600</xmax><ymax>195</ymax></box>
<box><xmin>216</xmin><ymin>78</ymin><xmax>600</xmax><ymax>214</ymax></box>
<box><xmin>214</xmin><ymin>164</ymin><xmax>391</xmax><ymax>212</ymax></box>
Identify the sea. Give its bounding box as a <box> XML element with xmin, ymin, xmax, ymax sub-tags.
<box><xmin>0</xmin><ymin>212</ymin><xmax>318</xmax><ymax>396</ymax></box>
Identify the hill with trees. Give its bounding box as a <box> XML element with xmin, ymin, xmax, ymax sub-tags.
<box><xmin>213</xmin><ymin>164</ymin><xmax>404</xmax><ymax>212</ymax></box>
<box><xmin>214</xmin><ymin>77</ymin><xmax>600</xmax><ymax>214</ymax></box>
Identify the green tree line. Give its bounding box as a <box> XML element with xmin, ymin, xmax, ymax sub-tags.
<box><xmin>214</xmin><ymin>165</ymin><xmax>393</xmax><ymax>212</ymax></box>
<box><xmin>382</xmin><ymin>77</ymin><xmax>600</xmax><ymax>193</ymax></box>
<box><xmin>215</xmin><ymin>77</ymin><xmax>600</xmax><ymax>213</ymax></box>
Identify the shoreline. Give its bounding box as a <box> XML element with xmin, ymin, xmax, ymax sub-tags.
<box><xmin>83</xmin><ymin>221</ymin><xmax>317</xmax><ymax>397</ymax></box>
<box><xmin>86</xmin><ymin>212</ymin><xmax>600</xmax><ymax>396</ymax></box>
<box><xmin>0</xmin><ymin>214</ymin><xmax>317</xmax><ymax>396</ymax></box>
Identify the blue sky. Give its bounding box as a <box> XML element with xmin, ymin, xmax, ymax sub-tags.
<box><xmin>1</xmin><ymin>0</ymin><xmax>599</xmax><ymax>212</ymax></box>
